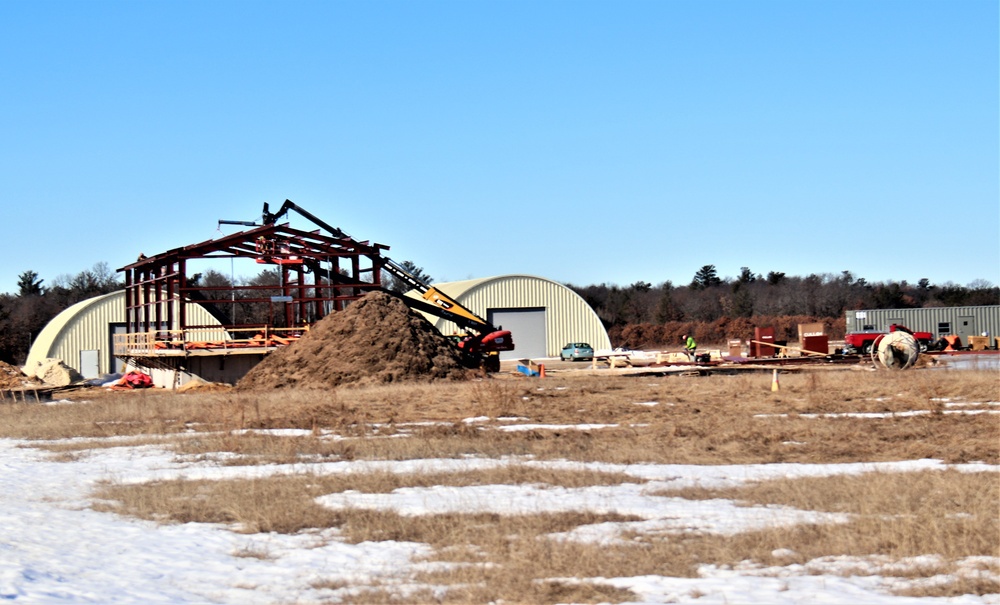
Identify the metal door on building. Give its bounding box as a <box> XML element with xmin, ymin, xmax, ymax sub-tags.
<box><xmin>488</xmin><ymin>308</ymin><xmax>547</xmax><ymax>361</ymax></box>
<box><xmin>109</xmin><ymin>323</ymin><xmax>127</xmax><ymax>373</ymax></box>
<box><xmin>80</xmin><ymin>350</ymin><xmax>100</xmax><ymax>379</ymax></box>
<box><xmin>956</xmin><ymin>316</ymin><xmax>977</xmax><ymax>342</ymax></box>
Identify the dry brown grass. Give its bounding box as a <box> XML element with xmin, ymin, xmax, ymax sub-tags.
<box><xmin>95</xmin><ymin>465</ymin><xmax>999</xmax><ymax>602</ymax></box>
<box><xmin>5</xmin><ymin>367</ymin><xmax>999</xmax><ymax>603</ymax></box>
<box><xmin>655</xmin><ymin>469</ymin><xmax>999</xmax><ymax>557</ymax></box>
<box><xmin>94</xmin><ymin>466</ymin><xmax>643</xmax><ymax>533</ymax></box>
<box><xmin>5</xmin><ymin>369</ymin><xmax>997</xmax><ymax>465</ymax></box>
<box><xmin>650</xmin><ymin>469</ymin><xmax>1000</xmax><ymax>598</ymax></box>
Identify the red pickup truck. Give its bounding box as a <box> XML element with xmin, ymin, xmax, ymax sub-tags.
<box><xmin>843</xmin><ymin>324</ymin><xmax>933</xmax><ymax>355</ymax></box>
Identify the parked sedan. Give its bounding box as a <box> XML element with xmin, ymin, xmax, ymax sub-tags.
<box><xmin>561</xmin><ymin>342</ymin><xmax>594</xmax><ymax>361</ymax></box>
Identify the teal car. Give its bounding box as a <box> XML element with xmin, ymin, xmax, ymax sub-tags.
<box><xmin>561</xmin><ymin>342</ymin><xmax>594</xmax><ymax>361</ymax></box>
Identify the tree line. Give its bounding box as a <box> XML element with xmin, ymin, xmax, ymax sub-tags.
<box><xmin>567</xmin><ymin>265</ymin><xmax>999</xmax><ymax>349</ymax></box>
<box><xmin>1</xmin><ymin>262</ymin><xmax>996</xmax><ymax>365</ymax></box>
<box><xmin>0</xmin><ymin>264</ymin><xmax>122</xmax><ymax>365</ymax></box>
<box><xmin>0</xmin><ymin>261</ymin><xmax>433</xmax><ymax>365</ymax></box>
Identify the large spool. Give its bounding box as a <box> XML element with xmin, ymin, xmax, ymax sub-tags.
<box><xmin>872</xmin><ymin>331</ymin><xmax>920</xmax><ymax>370</ymax></box>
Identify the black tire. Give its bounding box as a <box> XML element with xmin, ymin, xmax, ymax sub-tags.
<box><xmin>861</xmin><ymin>342</ymin><xmax>872</xmax><ymax>355</ymax></box>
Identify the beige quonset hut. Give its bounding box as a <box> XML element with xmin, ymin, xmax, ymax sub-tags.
<box><xmin>26</xmin><ymin>291</ymin><xmax>225</xmax><ymax>380</ymax></box>
<box><xmin>409</xmin><ymin>275</ymin><xmax>611</xmax><ymax>361</ymax></box>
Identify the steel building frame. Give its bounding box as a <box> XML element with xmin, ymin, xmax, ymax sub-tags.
<box><xmin>117</xmin><ymin>222</ymin><xmax>390</xmax><ymax>350</ymax></box>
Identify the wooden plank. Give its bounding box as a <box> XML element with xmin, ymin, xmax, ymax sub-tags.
<box><xmin>750</xmin><ymin>340</ymin><xmax>827</xmax><ymax>356</ymax></box>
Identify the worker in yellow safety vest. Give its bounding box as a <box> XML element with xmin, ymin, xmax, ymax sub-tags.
<box><xmin>682</xmin><ymin>334</ymin><xmax>697</xmax><ymax>361</ymax></box>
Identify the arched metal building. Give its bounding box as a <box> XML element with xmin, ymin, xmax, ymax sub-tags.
<box><xmin>26</xmin><ymin>291</ymin><xmax>225</xmax><ymax>379</ymax></box>
<box><xmin>410</xmin><ymin>275</ymin><xmax>611</xmax><ymax>360</ymax></box>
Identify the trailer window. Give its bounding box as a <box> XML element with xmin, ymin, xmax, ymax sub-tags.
<box><xmin>937</xmin><ymin>322</ymin><xmax>950</xmax><ymax>335</ymax></box>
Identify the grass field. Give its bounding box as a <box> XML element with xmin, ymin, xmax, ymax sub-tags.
<box><xmin>1</xmin><ymin>367</ymin><xmax>997</xmax><ymax>603</ymax></box>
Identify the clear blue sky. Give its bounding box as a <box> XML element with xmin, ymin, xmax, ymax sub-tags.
<box><xmin>2</xmin><ymin>0</ymin><xmax>997</xmax><ymax>295</ymax></box>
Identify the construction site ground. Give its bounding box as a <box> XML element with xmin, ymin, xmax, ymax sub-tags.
<box><xmin>0</xmin><ymin>355</ymin><xmax>995</xmax><ymax>604</ymax></box>
<box><xmin>5</xmin><ymin>286</ymin><xmax>995</xmax><ymax>398</ymax></box>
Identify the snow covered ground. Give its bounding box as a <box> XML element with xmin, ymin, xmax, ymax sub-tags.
<box><xmin>1</xmin><ymin>432</ymin><xmax>997</xmax><ymax>604</ymax></box>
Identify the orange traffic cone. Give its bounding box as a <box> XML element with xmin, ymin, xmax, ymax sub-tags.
<box><xmin>771</xmin><ymin>369</ymin><xmax>780</xmax><ymax>392</ymax></box>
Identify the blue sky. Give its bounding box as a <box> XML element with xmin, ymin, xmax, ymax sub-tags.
<box><xmin>2</xmin><ymin>0</ymin><xmax>997</xmax><ymax>295</ymax></box>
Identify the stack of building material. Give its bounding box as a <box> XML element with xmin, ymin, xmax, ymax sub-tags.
<box><xmin>22</xmin><ymin>358</ymin><xmax>82</xmax><ymax>387</ymax></box>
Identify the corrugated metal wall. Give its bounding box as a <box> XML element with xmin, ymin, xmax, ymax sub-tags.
<box><xmin>423</xmin><ymin>275</ymin><xmax>611</xmax><ymax>357</ymax></box>
<box><xmin>28</xmin><ymin>291</ymin><xmax>225</xmax><ymax>376</ymax></box>
<box><xmin>56</xmin><ymin>294</ymin><xmax>122</xmax><ymax>375</ymax></box>
<box><xmin>844</xmin><ymin>305</ymin><xmax>1000</xmax><ymax>340</ymax></box>
<box><xmin>26</xmin><ymin>292</ymin><xmax>118</xmax><ymax>376</ymax></box>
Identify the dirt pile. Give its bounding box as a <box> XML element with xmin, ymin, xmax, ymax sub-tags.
<box><xmin>0</xmin><ymin>362</ymin><xmax>24</xmax><ymax>388</ymax></box>
<box><xmin>177</xmin><ymin>376</ymin><xmax>232</xmax><ymax>393</ymax></box>
<box><xmin>236</xmin><ymin>291</ymin><xmax>469</xmax><ymax>390</ymax></box>
<box><xmin>0</xmin><ymin>361</ymin><xmax>37</xmax><ymax>389</ymax></box>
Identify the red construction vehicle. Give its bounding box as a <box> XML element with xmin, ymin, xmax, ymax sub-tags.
<box><xmin>843</xmin><ymin>324</ymin><xmax>933</xmax><ymax>355</ymax></box>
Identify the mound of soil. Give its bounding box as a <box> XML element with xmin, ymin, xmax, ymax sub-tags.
<box><xmin>0</xmin><ymin>361</ymin><xmax>35</xmax><ymax>389</ymax></box>
<box><xmin>236</xmin><ymin>291</ymin><xmax>469</xmax><ymax>390</ymax></box>
<box><xmin>177</xmin><ymin>377</ymin><xmax>232</xmax><ymax>393</ymax></box>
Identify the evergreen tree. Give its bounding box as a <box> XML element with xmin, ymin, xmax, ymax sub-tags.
<box><xmin>690</xmin><ymin>265</ymin><xmax>722</xmax><ymax>290</ymax></box>
<box><xmin>16</xmin><ymin>270</ymin><xmax>44</xmax><ymax>297</ymax></box>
